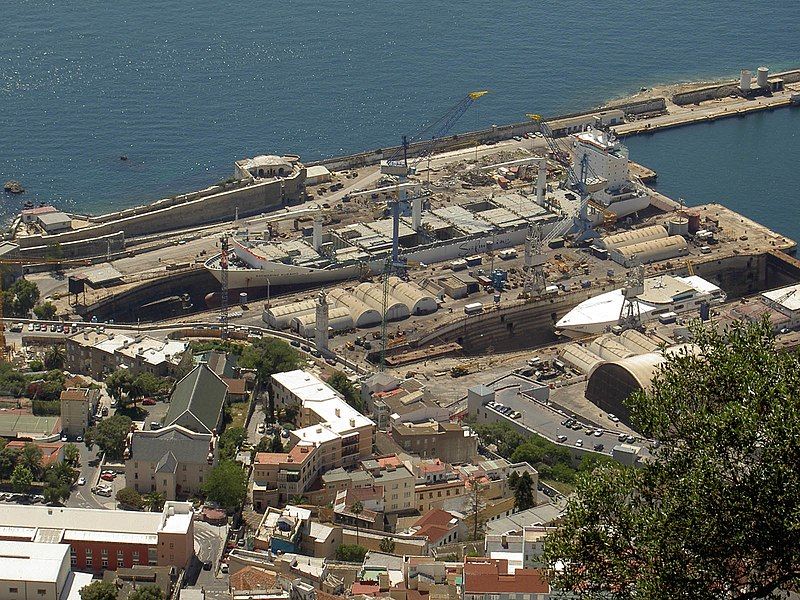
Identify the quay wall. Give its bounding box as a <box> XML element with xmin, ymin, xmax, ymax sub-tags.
<box><xmin>15</xmin><ymin>173</ymin><xmax>304</xmax><ymax>250</ymax></box>
<box><xmin>18</xmin><ymin>231</ymin><xmax>125</xmax><ymax>260</ymax></box>
<box><xmin>412</xmin><ymin>250</ymin><xmax>799</xmax><ymax>355</ymax></box>
<box><xmin>672</xmin><ymin>68</ymin><xmax>800</xmax><ymax>105</ymax></box>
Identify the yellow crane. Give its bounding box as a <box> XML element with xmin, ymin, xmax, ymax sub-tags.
<box><xmin>1</xmin><ymin>255</ymin><xmax>90</xmax><ymax>362</ymax></box>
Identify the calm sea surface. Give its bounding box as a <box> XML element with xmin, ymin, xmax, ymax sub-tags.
<box><xmin>2</xmin><ymin>1</ymin><xmax>799</xmax><ymax>239</ymax></box>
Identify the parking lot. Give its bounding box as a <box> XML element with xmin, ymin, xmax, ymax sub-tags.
<box><xmin>477</xmin><ymin>374</ymin><xmax>646</xmax><ymax>457</ymax></box>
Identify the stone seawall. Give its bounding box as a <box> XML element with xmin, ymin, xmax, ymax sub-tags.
<box><xmin>16</xmin><ymin>172</ymin><xmax>304</xmax><ymax>249</ymax></box>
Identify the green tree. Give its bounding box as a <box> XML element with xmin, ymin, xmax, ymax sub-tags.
<box><xmin>43</xmin><ymin>346</ymin><xmax>65</xmax><ymax>370</ymax></box>
<box><xmin>90</xmin><ymin>414</ymin><xmax>132</xmax><ymax>460</ymax></box>
<box><xmin>328</xmin><ymin>371</ymin><xmax>363</xmax><ymax>412</ymax></box>
<box><xmin>379</xmin><ymin>537</ymin><xmax>396</xmax><ymax>554</ymax></box>
<box><xmin>33</xmin><ymin>301</ymin><xmax>57</xmax><ymax>320</ymax></box>
<box><xmin>79</xmin><ymin>580</ymin><xmax>117</xmax><ymax>600</ymax></box>
<box><xmin>350</xmin><ymin>500</ymin><xmax>364</xmax><ymax>545</ymax></box>
<box><xmin>0</xmin><ymin>446</ymin><xmax>20</xmax><ymax>479</ymax></box>
<box><xmin>5</xmin><ymin>278</ymin><xmax>40</xmax><ymax>316</ymax></box>
<box><xmin>105</xmin><ymin>371</ymin><xmax>134</xmax><ymax>406</ymax></box>
<box><xmin>544</xmin><ymin>321</ymin><xmax>800</xmax><ymax>600</ymax></box>
<box><xmin>239</xmin><ymin>338</ymin><xmax>300</xmax><ymax>381</ymax></box>
<box><xmin>45</xmin><ymin>460</ymin><xmax>76</xmax><ymax>486</ymax></box>
<box><xmin>512</xmin><ymin>471</ymin><xmax>536</xmax><ymax>511</ymax></box>
<box><xmin>133</xmin><ymin>372</ymin><xmax>171</xmax><ymax>399</ymax></box>
<box><xmin>10</xmin><ymin>464</ymin><xmax>33</xmax><ymax>493</ymax></box>
<box><xmin>64</xmin><ymin>443</ymin><xmax>80</xmax><ymax>466</ymax></box>
<box><xmin>270</xmin><ymin>434</ymin><xmax>284</xmax><ymax>453</ymax></box>
<box><xmin>219</xmin><ymin>426</ymin><xmax>247</xmax><ymax>461</ymax></box>
<box><xmin>18</xmin><ymin>443</ymin><xmax>43</xmax><ymax>479</ymax></box>
<box><xmin>203</xmin><ymin>460</ymin><xmax>247</xmax><ymax>510</ymax></box>
<box><xmin>144</xmin><ymin>491</ymin><xmax>166</xmax><ymax>512</ymax></box>
<box><xmin>116</xmin><ymin>487</ymin><xmax>144</xmax><ymax>509</ymax></box>
<box><xmin>335</xmin><ymin>544</ymin><xmax>368</xmax><ymax>562</ymax></box>
<box><xmin>128</xmin><ymin>586</ymin><xmax>164</xmax><ymax>600</ymax></box>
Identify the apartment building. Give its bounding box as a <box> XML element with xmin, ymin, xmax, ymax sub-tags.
<box><xmin>462</xmin><ymin>558</ymin><xmax>550</xmax><ymax>600</ymax></box>
<box><xmin>59</xmin><ymin>387</ymin><xmax>100</xmax><ymax>438</ymax></box>
<box><xmin>390</xmin><ymin>421</ymin><xmax>478</xmax><ymax>464</ymax></box>
<box><xmin>124</xmin><ymin>424</ymin><xmax>218</xmax><ymax>500</ymax></box>
<box><xmin>64</xmin><ymin>330</ymin><xmax>190</xmax><ymax>379</ymax></box>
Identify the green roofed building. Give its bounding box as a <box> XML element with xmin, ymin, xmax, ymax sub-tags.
<box><xmin>164</xmin><ymin>365</ymin><xmax>228</xmax><ymax>434</ymax></box>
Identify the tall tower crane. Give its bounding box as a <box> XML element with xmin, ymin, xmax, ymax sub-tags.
<box><xmin>1</xmin><ymin>255</ymin><xmax>91</xmax><ymax>362</ymax></box>
<box><xmin>219</xmin><ymin>235</ymin><xmax>230</xmax><ymax>340</ymax></box>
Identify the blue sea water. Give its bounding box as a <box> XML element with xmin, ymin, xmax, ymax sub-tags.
<box><xmin>2</xmin><ymin>0</ymin><xmax>800</xmax><ymax>237</ymax></box>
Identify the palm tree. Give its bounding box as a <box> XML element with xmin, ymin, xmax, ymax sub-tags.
<box><xmin>43</xmin><ymin>346</ymin><xmax>65</xmax><ymax>370</ymax></box>
<box><xmin>144</xmin><ymin>492</ymin><xmax>166</xmax><ymax>512</ymax></box>
<box><xmin>351</xmin><ymin>500</ymin><xmax>363</xmax><ymax>546</ymax></box>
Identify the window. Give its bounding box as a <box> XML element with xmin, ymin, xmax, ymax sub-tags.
<box><xmin>101</xmin><ymin>548</ymin><xmax>108</xmax><ymax>557</ymax></box>
<box><xmin>38</xmin><ymin>590</ymin><xmax>47</xmax><ymax>596</ymax></box>
<box><xmin>85</xmin><ymin>548</ymin><xmax>92</xmax><ymax>556</ymax></box>
<box><xmin>102</xmin><ymin>558</ymin><xmax>108</xmax><ymax>568</ymax></box>
<box><xmin>9</xmin><ymin>589</ymin><xmax>18</xmax><ymax>594</ymax></box>
<box><xmin>86</xmin><ymin>557</ymin><xmax>93</xmax><ymax>567</ymax></box>
<box><xmin>117</xmin><ymin>550</ymin><xmax>124</xmax><ymax>564</ymax></box>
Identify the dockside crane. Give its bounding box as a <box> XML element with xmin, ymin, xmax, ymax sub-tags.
<box><xmin>219</xmin><ymin>235</ymin><xmax>230</xmax><ymax>340</ymax></box>
<box><xmin>525</xmin><ymin>113</ymin><xmax>602</xmax><ymax>244</ymax></box>
<box><xmin>382</xmin><ymin>91</ymin><xmax>489</xmax><ymax>179</ymax></box>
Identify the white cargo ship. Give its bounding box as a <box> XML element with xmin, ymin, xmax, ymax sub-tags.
<box><xmin>555</xmin><ymin>274</ymin><xmax>726</xmax><ymax>337</ymax></box>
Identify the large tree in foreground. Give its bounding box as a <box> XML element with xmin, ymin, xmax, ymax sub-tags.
<box><xmin>544</xmin><ymin>320</ymin><xmax>800</xmax><ymax>600</ymax></box>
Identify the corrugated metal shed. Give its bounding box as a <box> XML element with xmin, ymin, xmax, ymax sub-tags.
<box><xmin>387</xmin><ymin>276</ymin><xmax>438</xmax><ymax>315</ymax></box>
<box><xmin>263</xmin><ymin>299</ymin><xmax>317</xmax><ymax>329</ymax></box>
<box><xmin>560</xmin><ymin>343</ymin><xmax>605</xmax><ymax>374</ymax></box>
<box><xmin>611</xmin><ymin>235</ymin><xmax>689</xmax><ymax>267</ymax></box>
<box><xmin>617</xmin><ymin>329</ymin><xmax>660</xmax><ymax>354</ymax></box>
<box><xmin>328</xmin><ymin>288</ymin><xmax>382</xmax><ymax>328</ymax></box>
<box><xmin>293</xmin><ymin>307</ymin><xmax>353</xmax><ymax>338</ymax></box>
<box><xmin>596</xmin><ymin>225</ymin><xmax>667</xmax><ymax>251</ymax></box>
<box><xmin>353</xmin><ymin>282</ymin><xmax>409</xmax><ymax>321</ymax></box>
<box><xmin>589</xmin><ymin>335</ymin><xmax>636</xmax><ymax>361</ymax></box>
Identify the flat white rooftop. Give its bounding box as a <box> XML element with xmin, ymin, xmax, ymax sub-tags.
<box><xmin>762</xmin><ymin>282</ymin><xmax>800</xmax><ymax>312</ymax></box>
<box><xmin>0</xmin><ymin>540</ymin><xmax>69</xmax><ymax>583</ymax></box>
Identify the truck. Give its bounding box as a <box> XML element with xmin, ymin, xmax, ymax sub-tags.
<box><xmin>464</xmin><ymin>302</ymin><xmax>484</xmax><ymax>315</ymax></box>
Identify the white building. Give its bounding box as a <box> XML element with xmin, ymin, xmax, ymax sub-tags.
<box><xmin>0</xmin><ymin>541</ymin><xmax>92</xmax><ymax>600</ymax></box>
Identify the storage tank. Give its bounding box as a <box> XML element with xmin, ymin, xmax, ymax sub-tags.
<box><xmin>667</xmin><ymin>217</ymin><xmax>690</xmax><ymax>237</ymax></box>
<box><xmin>327</xmin><ymin>288</ymin><xmax>382</xmax><ymax>328</ymax></box>
<box><xmin>293</xmin><ymin>307</ymin><xmax>354</xmax><ymax>338</ymax></box>
<box><xmin>263</xmin><ymin>299</ymin><xmax>317</xmax><ymax>329</ymax></box>
<box><xmin>596</xmin><ymin>225</ymin><xmax>668</xmax><ymax>251</ymax></box>
<box><xmin>352</xmin><ymin>282</ymin><xmax>410</xmax><ymax>321</ymax></box>
<box><xmin>757</xmin><ymin>66</ymin><xmax>769</xmax><ymax>88</ymax></box>
<box><xmin>686</xmin><ymin>211</ymin><xmax>701</xmax><ymax>234</ymax></box>
<box><xmin>739</xmin><ymin>69</ymin><xmax>752</xmax><ymax>91</ymax></box>
<box><xmin>387</xmin><ymin>276</ymin><xmax>438</xmax><ymax>315</ymax></box>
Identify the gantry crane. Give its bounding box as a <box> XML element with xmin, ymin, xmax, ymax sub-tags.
<box><xmin>1</xmin><ymin>255</ymin><xmax>91</xmax><ymax>362</ymax></box>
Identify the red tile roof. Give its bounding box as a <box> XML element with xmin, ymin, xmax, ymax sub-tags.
<box><xmin>230</xmin><ymin>566</ymin><xmax>278</xmax><ymax>591</ymax></box>
<box><xmin>463</xmin><ymin>559</ymin><xmax>548</xmax><ymax>594</ymax></box>
<box><xmin>413</xmin><ymin>509</ymin><xmax>454</xmax><ymax>529</ymax></box>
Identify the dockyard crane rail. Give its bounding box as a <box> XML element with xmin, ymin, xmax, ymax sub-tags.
<box><xmin>0</xmin><ymin>255</ymin><xmax>91</xmax><ymax>362</ymax></box>
<box><xmin>383</xmin><ymin>91</ymin><xmax>489</xmax><ymax>174</ymax></box>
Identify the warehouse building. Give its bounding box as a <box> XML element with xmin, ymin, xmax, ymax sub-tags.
<box><xmin>610</xmin><ymin>235</ymin><xmax>689</xmax><ymax>267</ymax></box>
<box><xmin>594</xmin><ymin>225</ymin><xmax>668</xmax><ymax>251</ymax></box>
<box><xmin>263</xmin><ymin>299</ymin><xmax>317</xmax><ymax>329</ymax></box>
<box><xmin>353</xmin><ymin>282</ymin><xmax>410</xmax><ymax>321</ymax></box>
<box><xmin>293</xmin><ymin>306</ymin><xmax>353</xmax><ymax>338</ymax></box>
<box><xmin>387</xmin><ymin>276</ymin><xmax>438</xmax><ymax>315</ymax></box>
<box><xmin>327</xmin><ymin>288</ymin><xmax>382</xmax><ymax>328</ymax></box>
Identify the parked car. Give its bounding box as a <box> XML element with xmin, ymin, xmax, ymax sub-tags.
<box><xmin>556</xmin><ymin>435</ymin><xmax>568</xmax><ymax>443</ymax></box>
<box><xmin>257</xmin><ymin>423</ymin><xmax>266</xmax><ymax>434</ymax></box>
<box><xmin>575</xmin><ymin>439</ymin><xmax>583</xmax><ymax>447</ymax></box>
<box><xmin>608</xmin><ymin>413</ymin><xmax>620</xmax><ymax>423</ymax></box>
<box><xmin>593</xmin><ymin>443</ymin><xmax>605</xmax><ymax>452</ymax></box>
<box><xmin>202</xmin><ymin>561</ymin><xmax>212</xmax><ymax>571</ymax></box>
<box><xmin>94</xmin><ymin>487</ymin><xmax>112</xmax><ymax>497</ymax></box>
<box><xmin>100</xmin><ymin>473</ymin><xmax>115</xmax><ymax>482</ymax></box>
<box><xmin>142</xmin><ymin>398</ymin><xmax>157</xmax><ymax>406</ymax></box>
<box><xmin>77</xmin><ymin>477</ymin><xmax>86</xmax><ymax>486</ymax></box>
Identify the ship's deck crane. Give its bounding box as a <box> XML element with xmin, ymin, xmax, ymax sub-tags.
<box><xmin>1</xmin><ymin>255</ymin><xmax>91</xmax><ymax>362</ymax></box>
<box><xmin>526</xmin><ymin>114</ymin><xmax>601</xmax><ymax>244</ymax></box>
<box><xmin>383</xmin><ymin>91</ymin><xmax>489</xmax><ymax>179</ymax></box>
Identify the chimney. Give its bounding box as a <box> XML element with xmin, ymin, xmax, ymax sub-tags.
<box><xmin>335</xmin><ymin>408</ymin><xmax>341</xmax><ymax>418</ymax></box>
<box><xmin>349</xmin><ymin>418</ymin><xmax>355</xmax><ymax>427</ymax></box>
